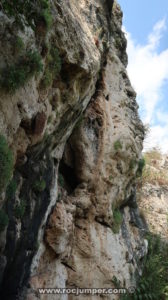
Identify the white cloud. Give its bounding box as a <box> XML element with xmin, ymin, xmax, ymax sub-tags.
<box><xmin>124</xmin><ymin>19</ymin><xmax>168</xmax><ymax>153</ymax></box>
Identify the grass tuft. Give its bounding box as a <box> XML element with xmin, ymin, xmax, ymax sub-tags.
<box><xmin>114</xmin><ymin>140</ymin><xmax>122</xmax><ymax>151</ymax></box>
<box><xmin>33</xmin><ymin>179</ymin><xmax>46</xmax><ymax>192</ymax></box>
<box><xmin>112</xmin><ymin>208</ymin><xmax>123</xmax><ymax>234</ymax></box>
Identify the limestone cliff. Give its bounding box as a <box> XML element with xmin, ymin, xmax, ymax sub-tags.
<box><xmin>0</xmin><ymin>1</ymin><xmax>146</xmax><ymax>299</ymax></box>
<box><xmin>138</xmin><ymin>150</ymin><xmax>168</xmax><ymax>240</ymax></box>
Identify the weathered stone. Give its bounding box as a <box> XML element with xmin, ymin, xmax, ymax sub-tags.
<box><xmin>0</xmin><ymin>1</ymin><xmax>147</xmax><ymax>299</ymax></box>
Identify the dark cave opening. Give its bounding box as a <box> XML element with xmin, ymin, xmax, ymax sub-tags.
<box><xmin>59</xmin><ymin>159</ymin><xmax>79</xmax><ymax>193</ymax></box>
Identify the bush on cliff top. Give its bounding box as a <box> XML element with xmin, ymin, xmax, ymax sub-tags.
<box><xmin>0</xmin><ymin>135</ymin><xmax>14</xmax><ymax>193</ymax></box>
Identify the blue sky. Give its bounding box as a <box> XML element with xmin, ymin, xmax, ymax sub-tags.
<box><xmin>118</xmin><ymin>0</ymin><xmax>168</xmax><ymax>152</ymax></box>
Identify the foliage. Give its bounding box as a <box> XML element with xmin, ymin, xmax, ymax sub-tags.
<box><xmin>6</xmin><ymin>179</ymin><xmax>17</xmax><ymax>199</ymax></box>
<box><xmin>121</xmin><ymin>234</ymin><xmax>168</xmax><ymax>300</ymax></box>
<box><xmin>136</xmin><ymin>158</ymin><xmax>145</xmax><ymax>177</ymax></box>
<box><xmin>0</xmin><ymin>135</ymin><xmax>14</xmax><ymax>193</ymax></box>
<box><xmin>0</xmin><ymin>51</ymin><xmax>43</xmax><ymax>92</ymax></box>
<box><xmin>15</xmin><ymin>199</ymin><xmax>26</xmax><ymax>219</ymax></box>
<box><xmin>27</xmin><ymin>51</ymin><xmax>43</xmax><ymax>73</ymax></box>
<box><xmin>114</xmin><ymin>140</ymin><xmax>122</xmax><ymax>151</ymax></box>
<box><xmin>112</xmin><ymin>276</ymin><xmax>122</xmax><ymax>288</ymax></box>
<box><xmin>114</xmin><ymin>35</ymin><xmax>122</xmax><ymax>49</ymax></box>
<box><xmin>49</xmin><ymin>48</ymin><xmax>62</xmax><ymax>76</ymax></box>
<box><xmin>41</xmin><ymin>47</ymin><xmax>62</xmax><ymax>89</ymax></box>
<box><xmin>33</xmin><ymin>179</ymin><xmax>46</xmax><ymax>192</ymax></box>
<box><xmin>1</xmin><ymin>0</ymin><xmax>52</xmax><ymax>31</ymax></box>
<box><xmin>14</xmin><ymin>36</ymin><xmax>24</xmax><ymax>53</ymax></box>
<box><xmin>40</xmin><ymin>7</ymin><xmax>52</xmax><ymax>30</ymax></box>
<box><xmin>112</xmin><ymin>208</ymin><xmax>123</xmax><ymax>234</ymax></box>
<box><xmin>0</xmin><ymin>209</ymin><xmax>9</xmax><ymax>231</ymax></box>
<box><xmin>129</xmin><ymin>159</ymin><xmax>137</xmax><ymax>170</ymax></box>
<box><xmin>41</xmin><ymin>69</ymin><xmax>53</xmax><ymax>89</ymax></box>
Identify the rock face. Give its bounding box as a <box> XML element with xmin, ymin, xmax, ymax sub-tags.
<box><xmin>0</xmin><ymin>1</ymin><xmax>146</xmax><ymax>299</ymax></box>
<box><xmin>138</xmin><ymin>152</ymin><xmax>168</xmax><ymax>240</ymax></box>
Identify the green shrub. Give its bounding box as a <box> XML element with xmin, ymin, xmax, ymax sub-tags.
<box><xmin>129</xmin><ymin>159</ymin><xmax>137</xmax><ymax>170</ymax></box>
<box><xmin>40</xmin><ymin>8</ymin><xmax>52</xmax><ymax>30</ymax></box>
<box><xmin>137</xmin><ymin>158</ymin><xmax>145</xmax><ymax>177</ymax></box>
<box><xmin>112</xmin><ymin>209</ymin><xmax>123</xmax><ymax>234</ymax></box>
<box><xmin>41</xmin><ymin>47</ymin><xmax>61</xmax><ymax>89</ymax></box>
<box><xmin>47</xmin><ymin>115</ymin><xmax>52</xmax><ymax>124</ymax></box>
<box><xmin>114</xmin><ymin>35</ymin><xmax>122</xmax><ymax>49</ymax></box>
<box><xmin>1</xmin><ymin>0</ymin><xmax>52</xmax><ymax>31</ymax></box>
<box><xmin>41</xmin><ymin>68</ymin><xmax>53</xmax><ymax>89</ymax></box>
<box><xmin>33</xmin><ymin>179</ymin><xmax>46</xmax><ymax>192</ymax></box>
<box><xmin>26</xmin><ymin>51</ymin><xmax>43</xmax><ymax>73</ymax></box>
<box><xmin>114</xmin><ymin>140</ymin><xmax>122</xmax><ymax>151</ymax></box>
<box><xmin>122</xmin><ymin>234</ymin><xmax>168</xmax><ymax>300</ymax></box>
<box><xmin>0</xmin><ymin>209</ymin><xmax>9</xmax><ymax>231</ymax></box>
<box><xmin>6</xmin><ymin>179</ymin><xmax>17</xmax><ymax>199</ymax></box>
<box><xmin>14</xmin><ymin>36</ymin><xmax>24</xmax><ymax>53</ymax></box>
<box><xmin>49</xmin><ymin>48</ymin><xmax>62</xmax><ymax>76</ymax></box>
<box><xmin>0</xmin><ymin>51</ymin><xmax>43</xmax><ymax>92</ymax></box>
<box><xmin>0</xmin><ymin>135</ymin><xmax>14</xmax><ymax>193</ymax></box>
<box><xmin>15</xmin><ymin>199</ymin><xmax>26</xmax><ymax>219</ymax></box>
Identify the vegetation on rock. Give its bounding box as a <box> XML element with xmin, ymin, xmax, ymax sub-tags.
<box><xmin>6</xmin><ymin>179</ymin><xmax>17</xmax><ymax>200</ymax></box>
<box><xmin>41</xmin><ymin>47</ymin><xmax>62</xmax><ymax>89</ymax></box>
<box><xmin>15</xmin><ymin>199</ymin><xmax>26</xmax><ymax>219</ymax></box>
<box><xmin>114</xmin><ymin>140</ymin><xmax>122</xmax><ymax>151</ymax></box>
<box><xmin>0</xmin><ymin>0</ymin><xmax>52</xmax><ymax>31</ymax></box>
<box><xmin>0</xmin><ymin>209</ymin><xmax>9</xmax><ymax>231</ymax></box>
<box><xmin>0</xmin><ymin>135</ymin><xmax>14</xmax><ymax>193</ymax></box>
<box><xmin>14</xmin><ymin>36</ymin><xmax>25</xmax><ymax>53</ymax></box>
<box><xmin>0</xmin><ymin>51</ymin><xmax>43</xmax><ymax>92</ymax></box>
<box><xmin>136</xmin><ymin>158</ymin><xmax>145</xmax><ymax>177</ymax></box>
<box><xmin>33</xmin><ymin>179</ymin><xmax>46</xmax><ymax>192</ymax></box>
<box><xmin>129</xmin><ymin>158</ymin><xmax>137</xmax><ymax>171</ymax></box>
<box><xmin>122</xmin><ymin>234</ymin><xmax>168</xmax><ymax>300</ymax></box>
<box><xmin>112</xmin><ymin>208</ymin><xmax>123</xmax><ymax>234</ymax></box>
